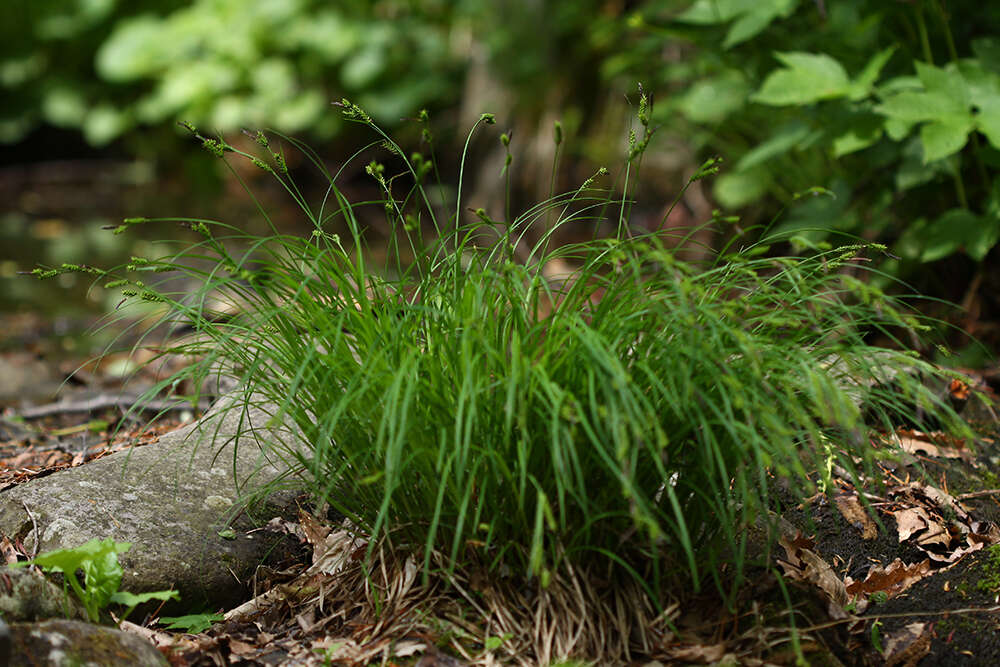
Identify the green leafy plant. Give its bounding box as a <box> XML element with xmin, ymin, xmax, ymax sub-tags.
<box><xmin>483</xmin><ymin>632</ymin><xmax>513</xmax><ymax>652</ymax></box>
<box><xmin>36</xmin><ymin>98</ymin><xmax>969</xmax><ymax>659</ymax></box>
<box><xmin>1</xmin><ymin>0</ymin><xmax>657</xmax><ymax>151</ymax></box>
<box><xmin>620</xmin><ymin>1</ymin><xmax>1000</xmax><ymax>284</ymax></box>
<box><xmin>14</xmin><ymin>538</ymin><xmax>180</xmax><ymax>623</ymax></box>
<box><xmin>111</xmin><ymin>589</ymin><xmax>183</xmax><ymax>624</ymax></box>
<box><xmin>158</xmin><ymin>612</ymin><xmax>224</xmax><ymax>634</ymax></box>
<box><xmin>9</xmin><ymin>1</ymin><xmax>997</xmax><ymax>288</ymax></box>
<box><xmin>1</xmin><ymin>0</ymin><xmax>459</xmax><ymax>146</ymax></box>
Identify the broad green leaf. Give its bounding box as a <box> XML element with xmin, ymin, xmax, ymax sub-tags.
<box><xmin>112</xmin><ymin>589</ymin><xmax>182</xmax><ymax>624</ymax></box>
<box><xmin>968</xmin><ymin>214</ymin><xmax>1000</xmax><ymax>260</ymax></box>
<box><xmin>724</xmin><ymin>10</ymin><xmax>776</xmax><ymax>48</ymax></box>
<box><xmin>915</xmin><ymin>62</ymin><xmax>970</xmax><ymax>109</ymax></box>
<box><xmin>833</xmin><ymin>116</ymin><xmax>883</xmax><ymax>156</ymax></box>
<box><xmin>883</xmin><ymin>116</ymin><xmax>915</xmax><ymax>141</ymax></box>
<box><xmin>978</xmin><ymin>108</ymin><xmax>1000</xmax><ymax>149</ymax></box>
<box><xmin>713</xmin><ymin>167</ymin><xmax>771</xmax><ymax>208</ymax></box>
<box><xmin>0</xmin><ymin>55</ymin><xmax>45</xmax><ymax>87</ymax></box>
<box><xmin>42</xmin><ymin>88</ymin><xmax>88</xmax><ymax>128</ymax></box>
<box><xmin>26</xmin><ymin>539</ymin><xmax>131</xmax><ymax>621</ymax></box>
<box><xmin>158</xmin><ymin>613</ymin><xmax>224</xmax><ymax>634</ymax></box>
<box><xmin>877</xmin><ymin>63</ymin><xmax>977</xmax><ymax>162</ymax></box>
<box><xmin>776</xmin><ymin>179</ymin><xmax>853</xmax><ymax>239</ymax></box>
<box><xmin>678</xmin><ymin>71</ymin><xmax>748</xmax><ymax>123</ymax></box>
<box><xmin>752</xmin><ymin>52</ymin><xmax>851</xmax><ymax>105</ymax></box>
<box><xmin>252</xmin><ymin>59</ymin><xmax>297</xmax><ymax>99</ymax></box>
<box><xmin>342</xmin><ymin>46</ymin><xmax>386</xmax><ymax>88</ymax></box>
<box><xmin>920</xmin><ymin>119</ymin><xmax>973</xmax><ymax>162</ymax></box>
<box><xmin>919</xmin><ymin>209</ymin><xmax>987</xmax><ymax>262</ymax></box>
<box><xmin>83</xmin><ymin>541</ymin><xmax>127</xmax><ymax>614</ymax></box>
<box><xmin>29</xmin><ymin>538</ymin><xmax>129</xmax><ymax>578</ymax></box>
<box><xmin>957</xmin><ymin>60</ymin><xmax>1000</xmax><ymax>105</ymax></box>
<box><xmin>878</xmin><ymin>75</ymin><xmax>923</xmax><ymax>96</ymax></box>
<box><xmin>38</xmin><ymin>0</ymin><xmax>114</xmax><ymax>40</ymax></box>
<box><xmin>96</xmin><ymin>17</ymin><xmax>167</xmax><ymax>81</ymax></box>
<box><xmin>875</xmin><ymin>91</ymin><xmax>967</xmax><ymax>123</ymax></box>
<box><xmin>211</xmin><ymin>95</ymin><xmax>247</xmax><ymax>129</ymax></box>
<box><xmin>274</xmin><ymin>90</ymin><xmax>326</xmax><ymax>132</ymax></box>
<box><xmin>80</xmin><ymin>0</ymin><xmax>116</xmax><ymax>21</ymax></box>
<box><xmin>84</xmin><ymin>105</ymin><xmax>128</xmax><ymax>146</ymax></box>
<box><xmin>484</xmin><ymin>634</ymin><xmax>514</xmax><ymax>651</ymax></box>
<box><xmin>849</xmin><ymin>47</ymin><xmax>897</xmax><ymax>100</ymax></box>
<box><xmin>110</xmin><ymin>590</ymin><xmax>180</xmax><ymax>607</ymax></box>
<box><xmin>973</xmin><ymin>37</ymin><xmax>1000</xmax><ymax>74</ymax></box>
<box><xmin>736</xmin><ymin>122</ymin><xmax>812</xmax><ymax>170</ymax></box>
<box><xmin>895</xmin><ymin>217</ymin><xmax>929</xmax><ymax>260</ymax></box>
<box><xmin>286</xmin><ymin>11</ymin><xmax>359</xmax><ymax>63</ymax></box>
<box><xmin>358</xmin><ymin>76</ymin><xmax>452</xmax><ymax>122</ymax></box>
<box><xmin>965</xmin><ymin>66</ymin><xmax>1000</xmax><ymax>148</ymax></box>
<box><xmin>676</xmin><ymin>0</ymin><xmax>797</xmax><ymax>46</ymax></box>
<box><xmin>155</xmin><ymin>61</ymin><xmax>239</xmax><ymax>113</ymax></box>
<box><xmin>675</xmin><ymin>0</ymin><xmax>758</xmax><ymax>25</ymax></box>
<box><xmin>724</xmin><ymin>0</ymin><xmax>798</xmax><ymax>48</ymax></box>
<box><xmin>988</xmin><ymin>179</ymin><xmax>1000</xmax><ymax>219</ymax></box>
<box><xmin>896</xmin><ymin>139</ymin><xmax>950</xmax><ymax>190</ymax></box>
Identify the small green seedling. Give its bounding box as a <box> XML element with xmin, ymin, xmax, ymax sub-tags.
<box><xmin>483</xmin><ymin>632</ymin><xmax>513</xmax><ymax>651</ymax></box>
<box><xmin>869</xmin><ymin>590</ymin><xmax>889</xmax><ymax>606</ymax></box>
<box><xmin>870</xmin><ymin>618</ymin><xmax>884</xmax><ymax>653</ymax></box>
<box><xmin>314</xmin><ymin>641</ymin><xmax>347</xmax><ymax>666</ymax></box>
<box><xmin>158</xmin><ymin>612</ymin><xmax>224</xmax><ymax>634</ymax></box>
<box><xmin>112</xmin><ymin>589</ymin><xmax>182</xmax><ymax>623</ymax></box>
<box><xmin>14</xmin><ymin>538</ymin><xmax>179</xmax><ymax>622</ymax></box>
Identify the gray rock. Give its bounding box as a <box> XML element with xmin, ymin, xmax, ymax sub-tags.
<box><xmin>0</xmin><ymin>566</ymin><xmax>87</xmax><ymax>622</ymax></box>
<box><xmin>9</xmin><ymin>619</ymin><xmax>167</xmax><ymax>667</ymax></box>
<box><xmin>0</xmin><ymin>393</ymin><xmax>308</xmax><ymax>612</ymax></box>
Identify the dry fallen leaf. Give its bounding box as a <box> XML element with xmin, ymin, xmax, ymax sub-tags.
<box><xmin>834</xmin><ymin>492</ymin><xmax>878</xmax><ymax>539</ymax></box>
<box><xmin>844</xmin><ymin>558</ymin><xmax>931</xmax><ymax>598</ymax></box>
<box><xmin>891</xmin><ymin>506</ymin><xmax>950</xmax><ymax>549</ymax></box>
<box><xmin>887</xmin><ymin>482</ymin><xmax>1000</xmax><ymax>563</ymax></box>
<box><xmin>298</xmin><ymin>507</ymin><xmax>332</xmax><ymax>545</ymax></box>
<box><xmin>883</xmin><ymin>622</ymin><xmax>931</xmax><ymax>667</ymax></box>
<box><xmin>778</xmin><ymin>531</ymin><xmax>850</xmax><ymax>613</ymax></box>
<box><xmin>886</xmin><ymin>429</ymin><xmax>970</xmax><ymax>460</ymax></box>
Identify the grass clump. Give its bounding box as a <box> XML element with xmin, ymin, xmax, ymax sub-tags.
<box><xmin>57</xmin><ymin>97</ymin><xmax>970</xmax><ymax>661</ymax></box>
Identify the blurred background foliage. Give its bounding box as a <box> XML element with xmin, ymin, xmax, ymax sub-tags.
<box><xmin>5</xmin><ymin>0</ymin><xmax>453</xmax><ymax>143</ymax></box>
<box><xmin>3</xmin><ymin>0</ymin><xmax>1000</xmax><ymax>352</ymax></box>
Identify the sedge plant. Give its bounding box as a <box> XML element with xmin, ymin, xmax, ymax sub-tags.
<box><xmin>36</xmin><ymin>98</ymin><xmax>970</xmax><ymax>627</ymax></box>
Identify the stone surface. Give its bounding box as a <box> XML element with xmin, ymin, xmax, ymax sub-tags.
<box><xmin>0</xmin><ymin>393</ymin><xmax>308</xmax><ymax>612</ymax></box>
<box><xmin>9</xmin><ymin>618</ymin><xmax>167</xmax><ymax>667</ymax></box>
<box><xmin>0</xmin><ymin>566</ymin><xmax>87</xmax><ymax>622</ymax></box>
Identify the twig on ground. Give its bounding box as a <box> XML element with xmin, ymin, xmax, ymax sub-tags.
<box><xmin>798</xmin><ymin>605</ymin><xmax>1000</xmax><ymax>635</ymax></box>
<box><xmin>17</xmin><ymin>394</ymin><xmax>211</xmax><ymax>419</ymax></box>
<box><xmin>956</xmin><ymin>489</ymin><xmax>1000</xmax><ymax>500</ymax></box>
